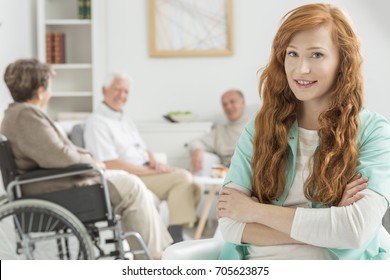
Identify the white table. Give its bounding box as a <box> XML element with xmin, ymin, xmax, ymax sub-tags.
<box><xmin>193</xmin><ymin>176</ymin><xmax>224</xmax><ymax>240</ymax></box>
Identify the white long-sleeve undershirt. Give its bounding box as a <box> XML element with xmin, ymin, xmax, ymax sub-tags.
<box><xmin>219</xmin><ymin>185</ymin><xmax>387</xmax><ymax>256</ymax></box>
<box><xmin>291</xmin><ymin>188</ymin><xmax>387</xmax><ymax>249</ymax></box>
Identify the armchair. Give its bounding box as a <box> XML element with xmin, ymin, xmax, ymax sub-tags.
<box><xmin>163</xmin><ymin>228</ymin><xmax>224</xmax><ymax>260</ymax></box>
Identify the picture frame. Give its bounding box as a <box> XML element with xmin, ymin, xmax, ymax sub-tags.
<box><xmin>148</xmin><ymin>0</ymin><xmax>234</xmax><ymax>57</ymax></box>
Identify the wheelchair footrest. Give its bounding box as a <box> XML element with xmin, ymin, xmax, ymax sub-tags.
<box><xmin>109</xmin><ymin>250</ymin><xmax>120</xmax><ymax>257</ymax></box>
<box><xmin>105</xmin><ymin>238</ymin><xmax>119</xmax><ymax>244</ymax></box>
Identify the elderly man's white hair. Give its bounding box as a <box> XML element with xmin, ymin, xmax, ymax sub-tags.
<box><xmin>104</xmin><ymin>72</ymin><xmax>133</xmax><ymax>88</ymax></box>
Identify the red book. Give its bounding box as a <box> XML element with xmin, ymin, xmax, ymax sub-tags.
<box><xmin>45</xmin><ymin>32</ymin><xmax>54</xmax><ymax>63</ymax></box>
<box><xmin>53</xmin><ymin>32</ymin><xmax>66</xmax><ymax>64</ymax></box>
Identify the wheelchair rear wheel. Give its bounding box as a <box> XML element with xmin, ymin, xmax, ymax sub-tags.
<box><xmin>0</xmin><ymin>199</ymin><xmax>95</xmax><ymax>259</ymax></box>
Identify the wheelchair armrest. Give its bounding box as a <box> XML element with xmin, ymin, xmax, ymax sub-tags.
<box><xmin>7</xmin><ymin>164</ymin><xmax>114</xmax><ymax>222</ymax></box>
<box><xmin>9</xmin><ymin>164</ymin><xmax>114</xmax><ymax>223</ymax></box>
<box><xmin>18</xmin><ymin>164</ymin><xmax>95</xmax><ymax>181</ymax></box>
<box><xmin>10</xmin><ymin>164</ymin><xmax>101</xmax><ymax>192</ymax></box>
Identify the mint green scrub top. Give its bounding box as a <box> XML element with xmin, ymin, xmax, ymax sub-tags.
<box><xmin>219</xmin><ymin>108</ymin><xmax>390</xmax><ymax>260</ymax></box>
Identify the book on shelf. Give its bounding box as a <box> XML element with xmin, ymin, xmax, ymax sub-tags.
<box><xmin>78</xmin><ymin>0</ymin><xmax>91</xmax><ymax>20</ymax></box>
<box><xmin>45</xmin><ymin>32</ymin><xmax>66</xmax><ymax>64</ymax></box>
<box><xmin>85</xmin><ymin>0</ymin><xmax>91</xmax><ymax>19</ymax></box>
<box><xmin>53</xmin><ymin>32</ymin><xmax>66</xmax><ymax>64</ymax></box>
<box><xmin>45</xmin><ymin>32</ymin><xmax>54</xmax><ymax>64</ymax></box>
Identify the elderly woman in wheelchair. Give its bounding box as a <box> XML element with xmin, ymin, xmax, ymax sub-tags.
<box><xmin>0</xmin><ymin>58</ymin><xmax>172</xmax><ymax>260</ymax></box>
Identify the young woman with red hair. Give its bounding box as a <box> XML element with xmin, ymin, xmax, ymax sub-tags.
<box><xmin>218</xmin><ymin>3</ymin><xmax>390</xmax><ymax>260</ymax></box>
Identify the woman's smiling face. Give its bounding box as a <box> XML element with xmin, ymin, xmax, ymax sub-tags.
<box><xmin>284</xmin><ymin>24</ymin><xmax>340</xmax><ymax>109</ymax></box>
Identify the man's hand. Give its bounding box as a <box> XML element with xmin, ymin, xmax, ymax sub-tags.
<box><xmin>95</xmin><ymin>160</ymin><xmax>106</xmax><ymax>170</ymax></box>
<box><xmin>149</xmin><ymin>161</ymin><xmax>174</xmax><ymax>173</ymax></box>
<box><xmin>190</xmin><ymin>149</ymin><xmax>203</xmax><ymax>174</ymax></box>
<box><xmin>146</xmin><ymin>150</ymin><xmax>173</xmax><ymax>173</ymax></box>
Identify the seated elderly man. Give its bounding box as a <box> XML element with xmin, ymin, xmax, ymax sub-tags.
<box><xmin>189</xmin><ymin>89</ymin><xmax>250</xmax><ymax>175</ymax></box>
<box><xmin>84</xmin><ymin>73</ymin><xmax>203</xmax><ymax>243</ymax></box>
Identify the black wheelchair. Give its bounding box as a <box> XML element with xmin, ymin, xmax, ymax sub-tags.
<box><xmin>0</xmin><ymin>133</ymin><xmax>152</xmax><ymax>260</ymax></box>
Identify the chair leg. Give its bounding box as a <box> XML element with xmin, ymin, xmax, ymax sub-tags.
<box><xmin>195</xmin><ymin>184</ymin><xmax>218</xmax><ymax>239</ymax></box>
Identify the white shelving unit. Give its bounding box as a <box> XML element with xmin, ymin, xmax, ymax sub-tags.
<box><xmin>36</xmin><ymin>0</ymin><xmax>97</xmax><ymax>120</ymax></box>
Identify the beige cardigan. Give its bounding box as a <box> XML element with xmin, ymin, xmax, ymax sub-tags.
<box><xmin>1</xmin><ymin>102</ymin><xmax>99</xmax><ymax>195</ymax></box>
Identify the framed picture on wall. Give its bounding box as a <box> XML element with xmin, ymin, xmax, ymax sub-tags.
<box><xmin>148</xmin><ymin>0</ymin><xmax>234</xmax><ymax>57</ymax></box>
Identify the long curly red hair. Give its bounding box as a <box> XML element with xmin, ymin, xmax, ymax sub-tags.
<box><xmin>252</xmin><ymin>4</ymin><xmax>363</xmax><ymax>206</ymax></box>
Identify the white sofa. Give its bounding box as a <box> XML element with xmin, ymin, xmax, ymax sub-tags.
<box><xmin>163</xmin><ymin>227</ymin><xmax>224</xmax><ymax>260</ymax></box>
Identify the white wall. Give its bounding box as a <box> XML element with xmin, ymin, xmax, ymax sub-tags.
<box><xmin>0</xmin><ymin>0</ymin><xmax>35</xmax><ymax>194</ymax></box>
<box><xmin>0</xmin><ymin>0</ymin><xmax>36</xmax><ymax>121</ymax></box>
<box><xmin>0</xmin><ymin>0</ymin><xmax>389</xmax><ymax>123</ymax></box>
<box><xmin>104</xmin><ymin>0</ymin><xmax>390</xmax><ymax>123</ymax></box>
